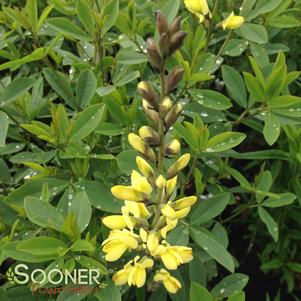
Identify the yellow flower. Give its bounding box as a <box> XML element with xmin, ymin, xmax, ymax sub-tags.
<box><xmin>136</xmin><ymin>156</ymin><xmax>155</xmax><ymax>180</ymax></box>
<box><xmin>160</xmin><ymin>219</ymin><xmax>178</xmax><ymax>238</ymax></box>
<box><xmin>161</xmin><ymin>204</ymin><xmax>190</xmax><ymax>220</ymax></box>
<box><xmin>174</xmin><ymin>196</ymin><xmax>197</xmax><ymax>210</ymax></box>
<box><xmin>167</xmin><ymin>153</ymin><xmax>190</xmax><ymax>178</ymax></box>
<box><xmin>124</xmin><ymin>201</ymin><xmax>150</xmax><ymax>219</ymax></box>
<box><xmin>154</xmin><ymin>269</ymin><xmax>182</xmax><ymax>294</ymax></box>
<box><xmin>131</xmin><ymin>170</ymin><xmax>153</xmax><ymax>196</ymax></box>
<box><xmin>156</xmin><ymin>175</ymin><xmax>167</xmax><ymax>189</ymax></box>
<box><xmin>111</xmin><ymin>186</ymin><xmax>145</xmax><ymax>202</ymax></box>
<box><xmin>113</xmin><ymin>256</ymin><xmax>154</xmax><ymax>288</ymax></box>
<box><xmin>102</xmin><ymin>215</ymin><xmax>128</xmax><ymax>230</ymax></box>
<box><xmin>153</xmin><ymin>244</ymin><xmax>193</xmax><ymax>270</ymax></box>
<box><xmin>166</xmin><ymin>176</ymin><xmax>177</xmax><ymax>197</ymax></box>
<box><xmin>166</xmin><ymin>139</ymin><xmax>181</xmax><ymax>154</ymax></box>
<box><xmin>128</xmin><ymin>133</ymin><xmax>156</xmax><ymax>161</ymax></box>
<box><xmin>102</xmin><ymin>230</ymin><xmax>139</xmax><ymax>262</ymax></box>
<box><xmin>184</xmin><ymin>0</ymin><xmax>210</xmax><ymax>23</ymax></box>
<box><xmin>221</xmin><ymin>12</ymin><xmax>244</xmax><ymax>30</ymax></box>
<box><xmin>146</xmin><ymin>231</ymin><xmax>160</xmax><ymax>254</ymax></box>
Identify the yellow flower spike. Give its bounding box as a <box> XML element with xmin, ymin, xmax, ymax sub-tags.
<box><xmin>184</xmin><ymin>0</ymin><xmax>210</xmax><ymax>23</ymax></box>
<box><xmin>165</xmin><ymin>139</ymin><xmax>181</xmax><ymax>155</ymax></box>
<box><xmin>128</xmin><ymin>133</ymin><xmax>156</xmax><ymax>162</ymax></box>
<box><xmin>174</xmin><ymin>196</ymin><xmax>197</xmax><ymax>210</ymax></box>
<box><xmin>166</xmin><ymin>176</ymin><xmax>178</xmax><ymax>197</ymax></box>
<box><xmin>154</xmin><ymin>269</ymin><xmax>182</xmax><ymax>294</ymax></box>
<box><xmin>221</xmin><ymin>12</ymin><xmax>245</xmax><ymax>30</ymax></box>
<box><xmin>167</xmin><ymin>153</ymin><xmax>190</xmax><ymax>179</ymax></box>
<box><xmin>111</xmin><ymin>185</ymin><xmax>144</xmax><ymax>202</ymax></box>
<box><xmin>147</xmin><ymin>231</ymin><xmax>160</xmax><ymax>254</ymax></box>
<box><xmin>156</xmin><ymin>175</ymin><xmax>167</xmax><ymax>189</ymax></box>
<box><xmin>102</xmin><ymin>215</ymin><xmax>127</xmax><ymax>230</ymax></box>
<box><xmin>131</xmin><ymin>170</ymin><xmax>153</xmax><ymax>196</ymax></box>
<box><xmin>136</xmin><ymin>156</ymin><xmax>155</xmax><ymax>180</ymax></box>
<box><xmin>102</xmin><ymin>230</ymin><xmax>139</xmax><ymax>262</ymax></box>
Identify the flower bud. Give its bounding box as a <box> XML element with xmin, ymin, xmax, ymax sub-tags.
<box><xmin>137</xmin><ymin>81</ymin><xmax>158</xmax><ymax>107</ymax></box>
<box><xmin>165</xmin><ymin>103</ymin><xmax>182</xmax><ymax>129</ymax></box>
<box><xmin>166</xmin><ymin>176</ymin><xmax>177</xmax><ymax>199</ymax></box>
<box><xmin>146</xmin><ymin>39</ymin><xmax>164</xmax><ymax>72</ymax></box>
<box><xmin>159</xmin><ymin>33</ymin><xmax>170</xmax><ymax>57</ymax></box>
<box><xmin>170</xmin><ymin>16</ymin><xmax>181</xmax><ymax>34</ymax></box>
<box><xmin>156</xmin><ymin>175</ymin><xmax>167</xmax><ymax>189</ymax></box>
<box><xmin>160</xmin><ymin>97</ymin><xmax>173</xmax><ymax>116</ymax></box>
<box><xmin>147</xmin><ymin>231</ymin><xmax>160</xmax><ymax>254</ymax></box>
<box><xmin>169</xmin><ymin>31</ymin><xmax>187</xmax><ymax>55</ymax></box>
<box><xmin>128</xmin><ymin>133</ymin><xmax>156</xmax><ymax>162</ymax></box>
<box><xmin>166</xmin><ymin>67</ymin><xmax>184</xmax><ymax>94</ymax></box>
<box><xmin>143</xmin><ymin>100</ymin><xmax>161</xmax><ymax>123</ymax></box>
<box><xmin>221</xmin><ymin>12</ymin><xmax>244</xmax><ymax>30</ymax></box>
<box><xmin>157</xmin><ymin>11</ymin><xmax>169</xmax><ymax>35</ymax></box>
<box><xmin>102</xmin><ymin>215</ymin><xmax>127</xmax><ymax>230</ymax></box>
<box><xmin>167</xmin><ymin>153</ymin><xmax>190</xmax><ymax>178</ymax></box>
<box><xmin>165</xmin><ymin>139</ymin><xmax>181</xmax><ymax>155</ymax></box>
<box><xmin>136</xmin><ymin>156</ymin><xmax>155</xmax><ymax>182</ymax></box>
<box><xmin>139</xmin><ymin>126</ymin><xmax>160</xmax><ymax>145</ymax></box>
<box><xmin>174</xmin><ymin>196</ymin><xmax>197</xmax><ymax>210</ymax></box>
<box><xmin>111</xmin><ymin>185</ymin><xmax>145</xmax><ymax>202</ymax></box>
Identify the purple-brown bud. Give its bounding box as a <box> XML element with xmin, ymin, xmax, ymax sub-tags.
<box><xmin>169</xmin><ymin>31</ymin><xmax>187</xmax><ymax>55</ymax></box>
<box><xmin>139</xmin><ymin>126</ymin><xmax>160</xmax><ymax>145</ymax></box>
<box><xmin>137</xmin><ymin>81</ymin><xmax>158</xmax><ymax>107</ymax></box>
<box><xmin>165</xmin><ymin>103</ymin><xmax>183</xmax><ymax>129</ymax></box>
<box><xmin>146</xmin><ymin>38</ymin><xmax>164</xmax><ymax>72</ymax></box>
<box><xmin>159</xmin><ymin>33</ymin><xmax>170</xmax><ymax>57</ymax></box>
<box><xmin>170</xmin><ymin>16</ymin><xmax>181</xmax><ymax>35</ymax></box>
<box><xmin>157</xmin><ymin>11</ymin><xmax>169</xmax><ymax>35</ymax></box>
<box><xmin>166</xmin><ymin>67</ymin><xmax>184</xmax><ymax>93</ymax></box>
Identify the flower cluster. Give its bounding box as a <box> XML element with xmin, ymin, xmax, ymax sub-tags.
<box><xmin>184</xmin><ymin>0</ymin><xmax>245</xmax><ymax>30</ymax></box>
<box><xmin>101</xmin><ymin>11</ymin><xmax>197</xmax><ymax>294</ymax></box>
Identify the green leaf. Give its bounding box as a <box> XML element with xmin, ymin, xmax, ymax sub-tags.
<box><xmin>247</xmin><ymin>0</ymin><xmax>282</xmax><ymax>21</ymax></box>
<box><xmin>69</xmin><ymin>104</ymin><xmax>106</xmax><ymax>142</ymax></box>
<box><xmin>223</xmin><ymin>39</ymin><xmax>248</xmax><ymax>57</ymax></box>
<box><xmin>17</xmin><ymin>237</ymin><xmax>67</xmax><ymax>256</ymax></box>
<box><xmin>258</xmin><ymin>206</ymin><xmax>279</xmax><ymax>241</ymax></box>
<box><xmin>5</xmin><ymin>177</ymin><xmax>68</xmax><ymax>207</ymax></box>
<box><xmin>95</xmin><ymin>278</ymin><xmax>121</xmax><ymax>301</ymax></box>
<box><xmin>101</xmin><ymin>0</ymin><xmax>119</xmax><ymax>36</ymax></box>
<box><xmin>222</xmin><ymin>65</ymin><xmax>247</xmax><ymax>108</ymax></box>
<box><xmin>78</xmin><ymin>181</ymin><xmax>121</xmax><ymax>213</ymax></box>
<box><xmin>268</xmin><ymin>95</ymin><xmax>301</xmax><ymax>108</ymax></box>
<box><xmin>77</xmin><ymin>0</ymin><xmax>95</xmax><ymax>34</ymax></box>
<box><xmin>116</xmin><ymin>150</ymin><xmax>139</xmax><ymax>174</ymax></box>
<box><xmin>190</xmin><ymin>193</ymin><xmax>230</xmax><ymax>225</ymax></box>
<box><xmin>269</xmin><ymin>16</ymin><xmax>301</xmax><ymax>28</ymax></box>
<box><xmin>191</xmin><ymin>227</ymin><xmax>235</xmax><ymax>273</ymax></box>
<box><xmin>191</xmin><ymin>90</ymin><xmax>232</xmax><ymax>110</ymax></box>
<box><xmin>0</xmin><ymin>77</ymin><xmax>35</xmax><ymax>105</ymax></box>
<box><xmin>228</xmin><ymin>292</ymin><xmax>245</xmax><ymax>301</ymax></box>
<box><xmin>256</xmin><ymin>170</ymin><xmax>272</xmax><ymax>202</ymax></box>
<box><xmin>76</xmin><ymin>69</ymin><xmax>97</xmax><ymax>109</ymax></box>
<box><xmin>243</xmin><ymin>72</ymin><xmax>265</xmax><ymax>101</ymax></box>
<box><xmin>47</xmin><ymin>17</ymin><xmax>91</xmax><ymax>41</ymax></box>
<box><xmin>263</xmin><ymin>113</ymin><xmax>281</xmax><ymax>146</ymax></box>
<box><xmin>69</xmin><ymin>191</ymin><xmax>92</xmax><ymax>232</ymax></box>
<box><xmin>190</xmin><ymin>282</ymin><xmax>213</xmax><ymax>301</ymax></box>
<box><xmin>0</xmin><ymin>112</ymin><xmax>9</xmax><ymax>147</ymax></box>
<box><xmin>262</xmin><ymin>193</ymin><xmax>295</xmax><ymax>207</ymax></box>
<box><xmin>211</xmin><ymin>274</ymin><xmax>249</xmax><ymax>298</ymax></box>
<box><xmin>116</xmin><ymin>49</ymin><xmax>148</xmax><ymax>65</ymax></box>
<box><xmin>25</xmin><ymin>0</ymin><xmax>38</xmax><ymax>32</ymax></box>
<box><xmin>24</xmin><ymin>197</ymin><xmax>65</xmax><ymax>232</ymax></box>
<box><xmin>205</xmin><ymin>132</ymin><xmax>246</xmax><ymax>153</ymax></box>
<box><xmin>37</xmin><ymin>4</ymin><xmax>54</xmax><ymax>32</ymax></box>
<box><xmin>75</xmin><ymin>255</ymin><xmax>107</xmax><ymax>274</ymax></box>
<box><xmin>114</xmin><ymin>71</ymin><xmax>140</xmax><ymax>87</ymax></box>
<box><xmin>162</xmin><ymin>0</ymin><xmax>180</xmax><ymax>22</ymax></box>
<box><xmin>237</xmin><ymin>23</ymin><xmax>268</xmax><ymax>44</ymax></box>
<box><xmin>71</xmin><ymin>240</ymin><xmax>94</xmax><ymax>252</ymax></box>
<box><xmin>286</xmin><ymin>262</ymin><xmax>301</xmax><ymax>273</ymax></box>
<box><xmin>43</xmin><ymin>68</ymin><xmax>75</xmax><ymax>108</ymax></box>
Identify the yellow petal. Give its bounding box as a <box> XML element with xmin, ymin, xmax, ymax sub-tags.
<box><xmin>134</xmin><ymin>267</ymin><xmax>147</xmax><ymax>288</ymax></box>
<box><xmin>174</xmin><ymin>196</ymin><xmax>197</xmax><ymax>210</ymax></box>
<box><xmin>163</xmin><ymin>275</ymin><xmax>182</xmax><ymax>294</ymax></box>
<box><xmin>136</xmin><ymin>156</ymin><xmax>154</xmax><ymax>179</ymax></box>
<box><xmin>166</xmin><ymin>176</ymin><xmax>177</xmax><ymax>196</ymax></box>
<box><xmin>161</xmin><ymin>204</ymin><xmax>177</xmax><ymax>219</ymax></box>
<box><xmin>111</xmin><ymin>185</ymin><xmax>144</xmax><ymax>201</ymax></box>
<box><xmin>128</xmin><ymin>133</ymin><xmax>146</xmax><ymax>154</ymax></box>
<box><xmin>140</xmin><ymin>228</ymin><xmax>148</xmax><ymax>242</ymax></box>
<box><xmin>102</xmin><ymin>215</ymin><xmax>127</xmax><ymax>230</ymax></box>
<box><xmin>112</xmin><ymin>268</ymin><xmax>131</xmax><ymax>286</ymax></box>
<box><xmin>131</xmin><ymin>170</ymin><xmax>152</xmax><ymax>196</ymax></box>
<box><xmin>156</xmin><ymin>175</ymin><xmax>167</xmax><ymax>189</ymax></box>
<box><xmin>175</xmin><ymin>207</ymin><xmax>190</xmax><ymax>219</ymax></box>
<box><xmin>222</xmin><ymin>12</ymin><xmax>244</xmax><ymax>30</ymax></box>
<box><xmin>147</xmin><ymin>231</ymin><xmax>159</xmax><ymax>253</ymax></box>
<box><xmin>161</xmin><ymin>252</ymin><xmax>178</xmax><ymax>270</ymax></box>
<box><xmin>104</xmin><ymin>243</ymin><xmax>128</xmax><ymax>262</ymax></box>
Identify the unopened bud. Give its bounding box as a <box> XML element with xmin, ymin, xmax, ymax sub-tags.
<box><xmin>160</xmin><ymin>97</ymin><xmax>173</xmax><ymax>116</ymax></box>
<box><xmin>128</xmin><ymin>133</ymin><xmax>156</xmax><ymax>162</ymax></box>
<box><xmin>166</xmin><ymin>67</ymin><xmax>184</xmax><ymax>93</ymax></box>
<box><xmin>146</xmin><ymin>39</ymin><xmax>164</xmax><ymax>72</ymax></box>
<box><xmin>170</xmin><ymin>16</ymin><xmax>181</xmax><ymax>34</ymax></box>
<box><xmin>159</xmin><ymin>33</ymin><xmax>170</xmax><ymax>57</ymax></box>
<box><xmin>157</xmin><ymin>11</ymin><xmax>169</xmax><ymax>35</ymax></box>
<box><xmin>165</xmin><ymin>103</ymin><xmax>182</xmax><ymax>129</ymax></box>
<box><xmin>167</xmin><ymin>153</ymin><xmax>190</xmax><ymax>179</ymax></box>
<box><xmin>136</xmin><ymin>156</ymin><xmax>155</xmax><ymax>183</ymax></box>
<box><xmin>137</xmin><ymin>81</ymin><xmax>158</xmax><ymax>107</ymax></box>
<box><xmin>169</xmin><ymin>31</ymin><xmax>187</xmax><ymax>55</ymax></box>
<box><xmin>166</xmin><ymin>176</ymin><xmax>177</xmax><ymax>197</ymax></box>
<box><xmin>139</xmin><ymin>126</ymin><xmax>160</xmax><ymax>145</ymax></box>
<box><xmin>143</xmin><ymin>100</ymin><xmax>161</xmax><ymax>123</ymax></box>
<box><xmin>156</xmin><ymin>175</ymin><xmax>167</xmax><ymax>189</ymax></box>
<box><xmin>165</xmin><ymin>139</ymin><xmax>181</xmax><ymax>155</ymax></box>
